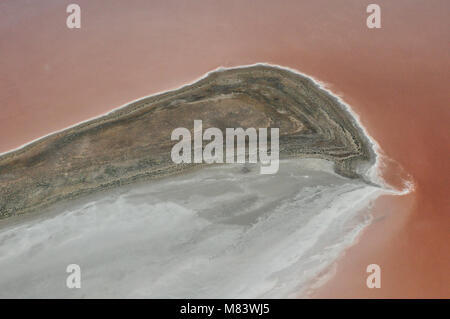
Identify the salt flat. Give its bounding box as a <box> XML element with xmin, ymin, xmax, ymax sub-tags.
<box><xmin>0</xmin><ymin>159</ymin><xmax>383</xmax><ymax>298</ymax></box>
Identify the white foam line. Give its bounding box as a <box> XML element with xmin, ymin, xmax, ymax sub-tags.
<box><xmin>0</xmin><ymin>63</ymin><xmax>413</xmax><ymax>193</ymax></box>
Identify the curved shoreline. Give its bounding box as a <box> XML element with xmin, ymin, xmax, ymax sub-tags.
<box><xmin>1</xmin><ymin>63</ymin><xmax>409</xmax><ymax>195</ymax></box>
<box><xmin>0</xmin><ymin>64</ymin><xmax>415</xmax><ymax>298</ymax></box>
<box><xmin>0</xmin><ymin>63</ymin><xmax>381</xmax><ymax>171</ymax></box>
<box><xmin>0</xmin><ymin>64</ymin><xmax>396</xmax><ymax>220</ymax></box>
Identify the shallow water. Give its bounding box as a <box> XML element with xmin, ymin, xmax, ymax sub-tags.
<box><xmin>0</xmin><ymin>159</ymin><xmax>383</xmax><ymax>298</ymax></box>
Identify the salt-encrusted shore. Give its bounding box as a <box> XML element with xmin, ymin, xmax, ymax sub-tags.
<box><xmin>0</xmin><ymin>158</ymin><xmax>386</xmax><ymax>298</ymax></box>
<box><xmin>0</xmin><ymin>64</ymin><xmax>383</xmax><ymax>219</ymax></box>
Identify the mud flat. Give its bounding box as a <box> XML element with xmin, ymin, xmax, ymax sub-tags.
<box><xmin>0</xmin><ymin>65</ymin><xmax>376</xmax><ymax>219</ymax></box>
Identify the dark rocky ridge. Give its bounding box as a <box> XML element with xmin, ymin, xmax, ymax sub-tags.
<box><xmin>0</xmin><ymin>65</ymin><xmax>375</xmax><ymax>219</ymax></box>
